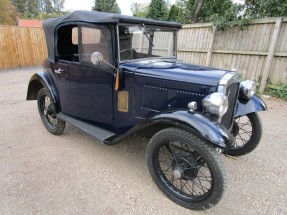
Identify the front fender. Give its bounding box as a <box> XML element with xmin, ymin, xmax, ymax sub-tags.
<box><xmin>149</xmin><ymin>110</ymin><xmax>233</xmax><ymax>148</ymax></box>
<box><xmin>26</xmin><ymin>71</ymin><xmax>58</xmax><ymax>104</ymax></box>
<box><xmin>235</xmin><ymin>94</ymin><xmax>267</xmax><ymax>118</ymax></box>
<box><xmin>106</xmin><ymin>110</ymin><xmax>233</xmax><ymax>148</ymax></box>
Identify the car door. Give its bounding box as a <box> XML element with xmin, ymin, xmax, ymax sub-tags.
<box><xmin>52</xmin><ymin>24</ymin><xmax>114</xmax><ymax>130</ymax></box>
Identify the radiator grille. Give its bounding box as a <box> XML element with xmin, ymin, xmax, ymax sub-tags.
<box><xmin>221</xmin><ymin>83</ymin><xmax>240</xmax><ymax>129</ymax></box>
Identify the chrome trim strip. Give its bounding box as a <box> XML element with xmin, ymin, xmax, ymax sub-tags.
<box><xmin>218</xmin><ymin>72</ymin><xmax>241</xmax><ymax>94</ymax></box>
<box><xmin>217</xmin><ymin>72</ymin><xmax>241</xmax><ymax>126</ymax></box>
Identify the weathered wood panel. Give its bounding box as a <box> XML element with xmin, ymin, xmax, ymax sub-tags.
<box><xmin>0</xmin><ymin>26</ymin><xmax>47</xmax><ymax>68</ymax></box>
<box><xmin>276</xmin><ymin>22</ymin><xmax>287</xmax><ymax>53</ymax></box>
<box><xmin>177</xmin><ymin>18</ymin><xmax>287</xmax><ymax>87</ymax></box>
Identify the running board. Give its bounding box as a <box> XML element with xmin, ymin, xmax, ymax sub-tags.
<box><xmin>56</xmin><ymin>112</ymin><xmax>115</xmax><ymax>143</ymax></box>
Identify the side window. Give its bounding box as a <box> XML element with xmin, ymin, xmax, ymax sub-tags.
<box><xmin>56</xmin><ymin>25</ymin><xmax>79</xmax><ymax>62</ymax></box>
<box><xmin>79</xmin><ymin>25</ymin><xmax>112</xmax><ymax>66</ymax></box>
<box><xmin>72</xmin><ymin>27</ymin><xmax>79</xmax><ymax>45</ymax></box>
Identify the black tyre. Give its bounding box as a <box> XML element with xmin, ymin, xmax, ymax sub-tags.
<box><xmin>37</xmin><ymin>88</ymin><xmax>65</xmax><ymax>135</ymax></box>
<box><xmin>146</xmin><ymin>128</ymin><xmax>226</xmax><ymax>210</ymax></box>
<box><xmin>228</xmin><ymin>112</ymin><xmax>262</xmax><ymax>156</ymax></box>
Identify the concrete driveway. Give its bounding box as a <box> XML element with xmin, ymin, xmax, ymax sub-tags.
<box><xmin>0</xmin><ymin>67</ymin><xmax>286</xmax><ymax>214</ymax></box>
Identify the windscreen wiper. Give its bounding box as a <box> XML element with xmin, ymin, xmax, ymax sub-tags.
<box><xmin>139</xmin><ymin>24</ymin><xmax>154</xmax><ymax>47</ymax></box>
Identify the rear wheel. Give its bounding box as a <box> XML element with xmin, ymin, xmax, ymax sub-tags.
<box><xmin>146</xmin><ymin>128</ymin><xmax>226</xmax><ymax>210</ymax></box>
<box><xmin>227</xmin><ymin>112</ymin><xmax>262</xmax><ymax>156</ymax></box>
<box><xmin>37</xmin><ymin>88</ymin><xmax>65</xmax><ymax>135</ymax></box>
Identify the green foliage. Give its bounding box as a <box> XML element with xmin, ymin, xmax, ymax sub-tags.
<box><xmin>172</xmin><ymin>0</ymin><xmax>287</xmax><ymax>31</ymax></box>
<box><xmin>168</xmin><ymin>4</ymin><xmax>179</xmax><ymax>21</ymax></box>
<box><xmin>266</xmin><ymin>84</ymin><xmax>287</xmax><ymax>100</ymax></box>
<box><xmin>177</xmin><ymin>0</ymin><xmax>234</xmax><ymax>24</ymax></box>
<box><xmin>129</xmin><ymin>0</ymin><xmax>287</xmax><ymax>31</ymax></box>
<box><xmin>12</xmin><ymin>0</ymin><xmax>25</xmax><ymax>14</ymax></box>
<box><xmin>209</xmin><ymin>4</ymin><xmax>251</xmax><ymax>31</ymax></box>
<box><xmin>11</xmin><ymin>0</ymin><xmax>66</xmax><ymax>19</ymax></box>
<box><xmin>51</xmin><ymin>0</ymin><xmax>65</xmax><ymax>13</ymax></box>
<box><xmin>147</xmin><ymin>0</ymin><xmax>168</xmax><ymax>21</ymax></box>
<box><xmin>92</xmin><ymin>0</ymin><xmax>121</xmax><ymax>14</ymax></box>
<box><xmin>23</xmin><ymin>0</ymin><xmax>39</xmax><ymax>18</ymax></box>
<box><xmin>41</xmin><ymin>10</ymin><xmax>69</xmax><ymax>19</ymax></box>
<box><xmin>245</xmin><ymin>0</ymin><xmax>287</xmax><ymax>18</ymax></box>
<box><xmin>130</xmin><ymin>3</ymin><xmax>149</xmax><ymax>18</ymax></box>
<box><xmin>0</xmin><ymin>0</ymin><xmax>18</xmax><ymax>25</ymax></box>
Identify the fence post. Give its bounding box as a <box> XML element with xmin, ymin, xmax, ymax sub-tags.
<box><xmin>139</xmin><ymin>32</ymin><xmax>143</xmax><ymax>52</ymax></box>
<box><xmin>259</xmin><ymin>17</ymin><xmax>283</xmax><ymax>93</ymax></box>
<box><xmin>205</xmin><ymin>26</ymin><xmax>216</xmax><ymax>66</ymax></box>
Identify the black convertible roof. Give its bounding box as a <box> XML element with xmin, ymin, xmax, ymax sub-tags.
<box><xmin>43</xmin><ymin>10</ymin><xmax>182</xmax><ymax>62</ymax></box>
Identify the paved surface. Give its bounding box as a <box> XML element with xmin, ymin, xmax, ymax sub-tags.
<box><xmin>0</xmin><ymin>67</ymin><xmax>286</xmax><ymax>215</ymax></box>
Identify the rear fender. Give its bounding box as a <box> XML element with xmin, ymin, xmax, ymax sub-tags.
<box><xmin>235</xmin><ymin>94</ymin><xmax>267</xmax><ymax>118</ymax></box>
<box><xmin>26</xmin><ymin>71</ymin><xmax>58</xmax><ymax>104</ymax></box>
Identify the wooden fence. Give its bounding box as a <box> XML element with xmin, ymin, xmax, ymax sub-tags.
<box><xmin>177</xmin><ymin>17</ymin><xmax>287</xmax><ymax>92</ymax></box>
<box><xmin>1</xmin><ymin>17</ymin><xmax>287</xmax><ymax>92</ymax></box>
<box><xmin>0</xmin><ymin>26</ymin><xmax>47</xmax><ymax>68</ymax></box>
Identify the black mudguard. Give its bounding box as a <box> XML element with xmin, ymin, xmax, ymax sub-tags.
<box><xmin>149</xmin><ymin>110</ymin><xmax>234</xmax><ymax>148</ymax></box>
<box><xmin>26</xmin><ymin>71</ymin><xmax>58</xmax><ymax>104</ymax></box>
<box><xmin>235</xmin><ymin>94</ymin><xmax>267</xmax><ymax>118</ymax></box>
<box><xmin>107</xmin><ymin>110</ymin><xmax>234</xmax><ymax>149</ymax></box>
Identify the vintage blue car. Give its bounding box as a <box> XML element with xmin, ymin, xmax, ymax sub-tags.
<box><xmin>26</xmin><ymin>11</ymin><xmax>267</xmax><ymax>210</ymax></box>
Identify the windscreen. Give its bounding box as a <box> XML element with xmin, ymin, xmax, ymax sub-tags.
<box><xmin>118</xmin><ymin>24</ymin><xmax>176</xmax><ymax>61</ymax></box>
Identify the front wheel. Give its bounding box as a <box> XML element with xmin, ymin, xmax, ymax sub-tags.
<box><xmin>146</xmin><ymin>128</ymin><xmax>226</xmax><ymax>210</ymax></box>
<box><xmin>227</xmin><ymin>112</ymin><xmax>262</xmax><ymax>156</ymax></box>
<box><xmin>37</xmin><ymin>88</ymin><xmax>65</xmax><ymax>135</ymax></box>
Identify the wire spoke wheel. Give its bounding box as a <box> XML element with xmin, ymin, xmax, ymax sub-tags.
<box><xmin>37</xmin><ymin>88</ymin><xmax>65</xmax><ymax>135</ymax></box>
<box><xmin>228</xmin><ymin>112</ymin><xmax>262</xmax><ymax>156</ymax></box>
<box><xmin>39</xmin><ymin>95</ymin><xmax>57</xmax><ymax>129</ymax></box>
<box><xmin>156</xmin><ymin>141</ymin><xmax>213</xmax><ymax>201</ymax></box>
<box><xmin>147</xmin><ymin>128</ymin><xmax>226</xmax><ymax>210</ymax></box>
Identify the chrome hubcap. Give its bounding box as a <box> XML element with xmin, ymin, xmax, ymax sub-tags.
<box><xmin>173</xmin><ymin>169</ymin><xmax>182</xmax><ymax>179</ymax></box>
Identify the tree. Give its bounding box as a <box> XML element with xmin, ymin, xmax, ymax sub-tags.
<box><xmin>12</xmin><ymin>0</ymin><xmax>25</xmax><ymax>14</ymax></box>
<box><xmin>147</xmin><ymin>0</ymin><xmax>168</xmax><ymax>21</ymax></box>
<box><xmin>12</xmin><ymin>0</ymin><xmax>66</xmax><ymax>19</ymax></box>
<box><xmin>167</xmin><ymin>4</ymin><xmax>179</xmax><ymax>21</ymax></box>
<box><xmin>51</xmin><ymin>0</ymin><xmax>65</xmax><ymax>12</ymax></box>
<box><xmin>42</xmin><ymin>0</ymin><xmax>54</xmax><ymax>14</ymax></box>
<box><xmin>194</xmin><ymin>0</ymin><xmax>204</xmax><ymax>23</ymax></box>
<box><xmin>208</xmin><ymin>0</ymin><xmax>287</xmax><ymax>31</ymax></box>
<box><xmin>0</xmin><ymin>0</ymin><xmax>18</xmax><ymax>25</ymax></box>
<box><xmin>209</xmin><ymin>3</ymin><xmax>249</xmax><ymax>31</ymax></box>
<box><xmin>177</xmin><ymin>0</ymin><xmax>234</xmax><ymax>24</ymax></box>
<box><xmin>92</xmin><ymin>0</ymin><xmax>121</xmax><ymax>14</ymax></box>
<box><xmin>23</xmin><ymin>0</ymin><xmax>40</xmax><ymax>18</ymax></box>
<box><xmin>130</xmin><ymin>2</ymin><xmax>149</xmax><ymax>18</ymax></box>
<box><xmin>244</xmin><ymin>0</ymin><xmax>287</xmax><ymax>18</ymax></box>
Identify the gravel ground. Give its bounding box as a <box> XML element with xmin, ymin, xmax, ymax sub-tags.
<box><xmin>0</xmin><ymin>67</ymin><xmax>286</xmax><ymax>215</ymax></box>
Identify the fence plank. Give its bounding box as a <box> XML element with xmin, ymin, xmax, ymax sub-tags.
<box><xmin>205</xmin><ymin>27</ymin><xmax>215</xmax><ymax>66</ymax></box>
<box><xmin>259</xmin><ymin>17</ymin><xmax>283</xmax><ymax>93</ymax></box>
<box><xmin>0</xmin><ymin>26</ymin><xmax>46</xmax><ymax>69</ymax></box>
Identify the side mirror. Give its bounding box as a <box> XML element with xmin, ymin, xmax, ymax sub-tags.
<box><xmin>91</xmin><ymin>52</ymin><xmax>103</xmax><ymax>65</ymax></box>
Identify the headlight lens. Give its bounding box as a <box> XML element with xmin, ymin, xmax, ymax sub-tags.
<box><xmin>240</xmin><ymin>80</ymin><xmax>256</xmax><ymax>99</ymax></box>
<box><xmin>202</xmin><ymin>92</ymin><xmax>228</xmax><ymax>117</ymax></box>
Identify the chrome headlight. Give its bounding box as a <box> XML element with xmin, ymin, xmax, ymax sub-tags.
<box><xmin>202</xmin><ymin>92</ymin><xmax>228</xmax><ymax>117</ymax></box>
<box><xmin>240</xmin><ymin>80</ymin><xmax>256</xmax><ymax>99</ymax></box>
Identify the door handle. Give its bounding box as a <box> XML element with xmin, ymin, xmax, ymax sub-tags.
<box><xmin>54</xmin><ymin>68</ymin><xmax>64</xmax><ymax>74</ymax></box>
